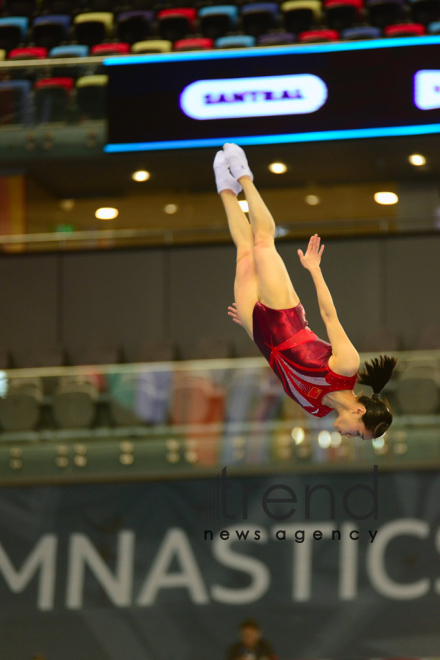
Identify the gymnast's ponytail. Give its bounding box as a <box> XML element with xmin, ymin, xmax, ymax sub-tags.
<box><xmin>356</xmin><ymin>355</ymin><xmax>398</xmax><ymax>439</ymax></box>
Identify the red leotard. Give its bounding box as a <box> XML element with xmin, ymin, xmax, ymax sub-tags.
<box><xmin>252</xmin><ymin>300</ymin><xmax>358</xmax><ymax>417</ymax></box>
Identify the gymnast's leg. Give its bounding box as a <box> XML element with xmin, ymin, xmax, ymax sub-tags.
<box><xmin>214</xmin><ymin>151</ymin><xmax>258</xmax><ymax>340</ymax></box>
<box><xmin>223</xmin><ymin>143</ymin><xmax>300</xmax><ymax>310</ymax></box>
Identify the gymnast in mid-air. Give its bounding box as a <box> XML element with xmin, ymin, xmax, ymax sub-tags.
<box><xmin>213</xmin><ymin>143</ymin><xmax>397</xmax><ymax>441</ymax></box>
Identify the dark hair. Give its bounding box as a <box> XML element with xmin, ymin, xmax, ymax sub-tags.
<box><xmin>240</xmin><ymin>618</ymin><xmax>260</xmax><ymax>630</ymax></box>
<box><xmin>356</xmin><ymin>355</ymin><xmax>397</xmax><ymax>439</ymax></box>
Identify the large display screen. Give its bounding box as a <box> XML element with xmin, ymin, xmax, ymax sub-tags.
<box><xmin>104</xmin><ymin>36</ymin><xmax>440</xmax><ymax>152</ymax></box>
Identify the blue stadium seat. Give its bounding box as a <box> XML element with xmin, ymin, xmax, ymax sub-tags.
<box><xmin>428</xmin><ymin>17</ymin><xmax>440</xmax><ymax>29</ymax></box>
<box><xmin>215</xmin><ymin>34</ymin><xmax>256</xmax><ymax>48</ymax></box>
<box><xmin>0</xmin><ymin>79</ymin><xmax>33</xmax><ymax>124</ymax></box>
<box><xmin>198</xmin><ymin>6</ymin><xmax>238</xmax><ymax>40</ymax></box>
<box><xmin>0</xmin><ymin>17</ymin><xmax>28</xmax><ymax>52</ymax></box>
<box><xmin>341</xmin><ymin>24</ymin><xmax>381</xmax><ymax>36</ymax></box>
<box><xmin>49</xmin><ymin>44</ymin><xmax>89</xmax><ymax>57</ymax></box>
<box><xmin>116</xmin><ymin>10</ymin><xmax>154</xmax><ymax>44</ymax></box>
<box><xmin>240</xmin><ymin>3</ymin><xmax>280</xmax><ymax>37</ymax></box>
<box><xmin>32</xmin><ymin>15</ymin><xmax>71</xmax><ymax>50</ymax></box>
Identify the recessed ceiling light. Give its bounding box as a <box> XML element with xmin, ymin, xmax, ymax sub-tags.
<box><xmin>408</xmin><ymin>154</ymin><xmax>426</xmax><ymax>166</ymax></box>
<box><xmin>132</xmin><ymin>170</ymin><xmax>150</xmax><ymax>182</ymax></box>
<box><xmin>95</xmin><ymin>207</ymin><xmax>118</xmax><ymax>220</ymax></box>
<box><xmin>305</xmin><ymin>194</ymin><xmax>320</xmax><ymax>206</ymax></box>
<box><xmin>238</xmin><ymin>200</ymin><xmax>249</xmax><ymax>212</ymax></box>
<box><xmin>164</xmin><ymin>204</ymin><xmax>178</xmax><ymax>214</ymax></box>
<box><xmin>269</xmin><ymin>162</ymin><xmax>287</xmax><ymax>174</ymax></box>
<box><xmin>374</xmin><ymin>192</ymin><xmax>398</xmax><ymax>205</ymax></box>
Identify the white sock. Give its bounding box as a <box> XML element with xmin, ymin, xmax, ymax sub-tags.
<box><xmin>213</xmin><ymin>150</ymin><xmax>242</xmax><ymax>195</ymax></box>
<box><xmin>223</xmin><ymin>143</ymin><xmax>254</xmax><ymax>182</ymax></box>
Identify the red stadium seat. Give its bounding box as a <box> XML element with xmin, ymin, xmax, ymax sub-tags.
<box><xmin>384</xmin><ymin>21</ymin><xmax>425</xmax><ymax>34</ymax></box>
<box><xmin>90</xmin><ymin>42</ymin><xmax>130</xmax><ymax>55</ymax></box>
<box><xmin>157</xmin><ymin>8</ymin><xmax>197</xmax><ymax>42</ymax></box>
<box><xmin>174</xmin><ymin>37</ymin><xmax>213</xmax><ymax>51</ymax></box>
<box><xmin>299</xmin><ymin>27</ymin><xmax>339</xmax><ymax>41</ymax></box>
<box><xmin>34</xmin><ymin>77</ymin><xmax>74</xmax><ymax>122</ymax></box>
<box><xmin>325</xmin><ymin>0</ymin><xmax>363</xmax><ymax>30</ymax></box>
<box><xmin>8</xmin><ymin>46</ymin><xmax>47</xmax><ymax>58</ymax></box>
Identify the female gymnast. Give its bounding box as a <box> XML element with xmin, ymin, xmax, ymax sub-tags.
<box><xmin>213</xmin><ymin>143</ymin><xmax>397</xmax><ymax>441</ymax></box>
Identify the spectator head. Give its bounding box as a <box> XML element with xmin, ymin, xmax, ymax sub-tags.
<box><xmin>240</xmin><ymin>618</ymin><xmax>261</xmax><ymax>647</ymax></box>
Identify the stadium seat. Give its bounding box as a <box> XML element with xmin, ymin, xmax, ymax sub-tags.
<box><xmin>35</xmin><ymin>77</ymin><xmax>74</xmax><ymax>122</ymax></box>
<box><xmin>49</xmin><ymin>44</ymin><xmax>89</xmax><ymax>57</ymax></box>
<box><xmin>157</xmin><ymin>8</ymin><xmax>197</xmax><ymax>42</ymax></box>
<box><xmin>0</xmin><ymin>50</ymin><xmax>6</xmax><ymax>60</ymax></box>
<box><xmin>74</xmin><ymin>12</ymin><xmax>113</xmax><ymax>48</ymax></box>
<box><xmin>240</xmin><ymin>3</ymin><xmax>280</xmax><ymax>37</ymax></box>
<box><xmin>53</xmin><ymin>376</ymin><xmax>99</xmax><ymax>428</ymax></box>
<box><xmin>90</xmin><ymin>42</ymin><xmax>130</xmax><ymax>55</ymax></box>
<box><xmin>396</xmin><ymin>366</ymin><xmax>440</xmax><ymax>415</ymax></box>
<box><xmin>215</xmin><ymin>34</ymin><xmax>256</xmax><ymax>48</ymax></box>
<box><xmin>0</xmin><ymin>79</ymin><xmax>33</xmax><ymax>124</ymax></box>
<box><xmin>5</xmin><ymin>0</ymin><xmax>37</xmax><ymax>17</ymax></box>
<box><xmin>131</xmin><ymin>39</ymin><xmax>172</xmax><ymax>53</ymax></box>
<box><xmin>8</xmin><ymin>46</ymin><xmax>47</xmax><ymax>59</ymax></box>
<box><xmin>366</xmin><ymin>0</ymin><xmax>406</xmax><ymax>29</ymax></box>
<box><xmin>76</xmin><ymin>74</ymin><xmax>108</xmax><ymax>119</ymax></box>
<box><xmin>413</xmin><ymin>0</ymin><xmax>440</xmax><ymax>24</ymax></box>
<box><xmin>116</xmin><ymin>10</ymin><xmax>154</xmax><ymax>44</ymax></box>
<box><xmin>428</xmin><ymin>17</ymin><xmax>440</xmax><ymax>28</ymax></box>
<box><xmin>198</xmin><ymin>6</ymin><xmax>238</xmax><ymax>40</ymax></box>
<box><xmin>384</xmin><ymin>21</ymin><xmax>425</xmax><ymax>34</ymax></box>
<box><xmin>0</xmin><ymin>377</ymin><xmax>43</xmax><ymax>432</ymax></box>
<box><xmin>324</xmin><ymin>0</ymin><xmax>363</xmax><ymax>31</ymax></box>
<box><xmin>174</xmin><ymin>37</ymin><xmax>213</xmax><ymax>51</ymax></box>
<box><xmin>0</xmin><ymin>17</ymin><xmax>28</xmax><ymax>53</ymax></box>
<box><xmin>32</xmin><ymin>15</ymin><xmax>70</xmax><ymax>50</ymax></box>
<box><xmin>299</xmin><ymin>27</ymin><xmax>339</xmax><ymax>41</ymax></box>
<box><xmin>341</xmin><ymin>24</ymin><xmax>381</xmax><ymax>36</ymax></box>
<box><xmin>257</xmin><ymin>30</ymin><xmax>296</xmax><ymax>44</ymax></box>
<box><xmin>281</xmin><ymin>0</ymin><xmax>322</xmax><ymax>34</ymax></box>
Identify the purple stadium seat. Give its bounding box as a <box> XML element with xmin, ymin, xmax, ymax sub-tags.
<box><xmin>116</xmin><ymin>11</ymin><xmax>154</xmax><ymax>44</ymax></box>
<box><xmin>32</xmin><ymin>15</ymin><xmax>71</xmax><ymax>50</ymax></box>
<box><xmin>257</xmin><ymin>31</ymin><xmax>296</xmax><ymax>45</ymax></box>
<box><xmin>240</xmin><ymin>3</ymin><xmax>280</xmax><ymax>37</ymax></box>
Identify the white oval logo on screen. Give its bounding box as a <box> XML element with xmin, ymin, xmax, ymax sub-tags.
<box><xmin>179</xmin><ymin>74</ymin><xmax>328</xmax><ymax>120</ymax></box>
<box><xmin>414</xmin><ymin>70</ymin><xmax>440</xmax><ymax>110</ymax></box>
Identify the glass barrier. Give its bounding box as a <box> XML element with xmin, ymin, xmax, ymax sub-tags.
<box><xmin>0</xmin><ymin>348</ymin><xmax>439</xmax><ymax>484</ymax></box>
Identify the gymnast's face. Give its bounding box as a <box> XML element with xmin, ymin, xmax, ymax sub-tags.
<box><xmin>333</xmin><ymin>407</ymin><xmax>370</xmax><ymax>441</ymax></box>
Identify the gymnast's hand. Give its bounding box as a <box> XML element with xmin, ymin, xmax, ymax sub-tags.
<box><xmin>297</xmin><ymin>234</ymin><xmax>325</xmax><ymax>271</ymax></box>
<box><xmin>228</xmin><ymin>302</ymin><xmax>244</xmax><ymax>327</ymax></box>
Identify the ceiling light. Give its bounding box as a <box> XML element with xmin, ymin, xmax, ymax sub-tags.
<box><xmin>269</xmin><ymin>162</ymin><xmax>287</xmax><ymax>174</ymax></box>
<box><xmin>132</xmin><ymin>170</ymin><xmax>150</xmax><ymax>182</ymax></box>
<box><xmin>291</xmin><ymin>427</ymin><xmax>305</xmax><ymax>445</ymax></box>
<box><xmin>164</xmin><ymin>204</ymin><xmax>178</xmax><ymax>214</ymax></box>
<box><xmin>238</xmin><ymin>200</ymin><xmax>249</xmax><ymax>212</ymax></box>
<box><xmin>95</xmin><ymin>207</ymin><xmax>118</xmax><ymax>220</ymax></box>
<box><xmin>374</xmin><ymin>192</ymin><xmax>398</xmax><ymax>205</ymax></box>
<box><xmin>408</xmin><ymin>154</ymin><xmax>426</xmax><ymax>166</ymax></box>
<box><xmin>305</xmin><ymin>194</ymin><xmax>320</xmax><ymax>206</ymax></box>
<box><xmin>318</xmin><ymin>430</ymin><xmax>331</xmax><ymax>449</ymax></box>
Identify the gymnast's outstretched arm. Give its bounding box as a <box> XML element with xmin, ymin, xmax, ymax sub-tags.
<box><xmin>298</xmin><ymin>235</ymin><xmax>360</xmax><ymax>376</ymax></box>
